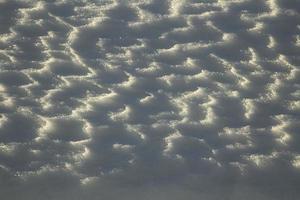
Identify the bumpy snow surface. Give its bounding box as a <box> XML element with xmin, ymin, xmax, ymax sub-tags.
<box><xmin>0</xmin><ymin>0</ymin><xmax>300</xmax><ymax>199</ymax></box>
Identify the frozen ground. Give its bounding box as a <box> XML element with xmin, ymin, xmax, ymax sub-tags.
<box><xmin>0</xmin><ymin>0</ymin><xmax>300</xmax><ymax>199</ymax></box>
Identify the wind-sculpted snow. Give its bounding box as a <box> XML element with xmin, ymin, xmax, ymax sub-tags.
<box><xmin>0</xmin><ymin>0</ymin><xmax>300</xmax><ymax>199</ymax></box>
